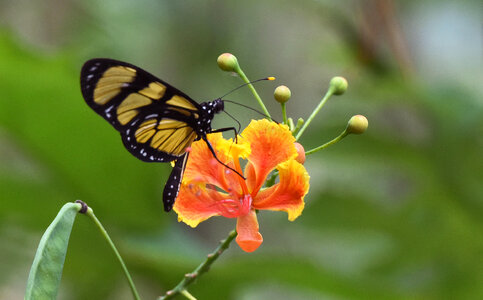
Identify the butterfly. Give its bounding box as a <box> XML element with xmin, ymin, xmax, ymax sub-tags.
<box><xmin>80</xmin><ymin>58</ymin><xmax>242</xmax><ymax>212</ymax></box>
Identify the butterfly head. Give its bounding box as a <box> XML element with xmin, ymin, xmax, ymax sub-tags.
<box><xmin>208</xmin><ymin>98</ymin><xmax>225</xmax><ymax>114</ymax></box>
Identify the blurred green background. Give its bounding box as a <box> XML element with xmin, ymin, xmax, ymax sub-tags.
<box><xmin>1</xmin><ymin>0</ymin><xmax>482</xmax><ymax>299</ymax></box>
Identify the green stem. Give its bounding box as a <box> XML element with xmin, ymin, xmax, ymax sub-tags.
<box><xmin>180</xmin><ymin>290</ymin><xmax>197</xmax><ymax>300</ymax></box>
<box><xmin>264</xmin><ymin>170</ymin><xmax>279</xmax><ymax>188</ymax></box>
<box><xmin>86</xmin><ymin>208</ymin><xmax>141</xmax><ymax>300</ymax></box>
<box><xmin>281</xmin><ymin>103</ymin><xmax>288</xmax><ymax>124</ymax></box>
<box><xmin>295</xmin><ymin>88</ymin><xmax>335</xmax><ymax>141</ymax></box>
<box><xmin>305</xmin><ymin>130</ymin><xmax>349</xmax><ymax>155</ymax></box>
<box><xmin>235</xmin><ymin>66</ymin><xmax>271</xmax><ymax>118</ymax></box>
<box><xmin>159</xmin><ymin>230</ymin><xmax>238</xmax><ymax>300</ymax></box>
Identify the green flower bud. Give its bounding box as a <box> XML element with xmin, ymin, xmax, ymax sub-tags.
<box><xmin>347</xmin><ymin>115</ymin><xmax>368</xmax><ymax>134</ymax></box>
<box><xmin>329</xmin><ymin>76</ymin><xmax>348</xmax><ymax>95</ymax></box>
<box><xmin>217</xmin><ymin>53</ymin><xmax>239</xmax><ymax>72</ymax></box>
<box><xmin>287</xmin><ymin>117</ymin><xmax>295</xmax><ymax>131</ymax></box>
<box><xmin>274</xmin><ymin>85</ymin><xmax>291</xmax><ymax>103</ymax></box>
<box><xmin>292</xmin><ymin>117</ymin><xmax>304</xmax><ymax>134</ymax></box>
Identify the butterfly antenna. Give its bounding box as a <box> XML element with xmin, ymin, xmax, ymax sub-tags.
<box><xmin>223</xmin><ymin>100</ymin><xmax>279</xmax><ymax>123</ymax></box>
<box><xmin>218</xmin><ymin>77</ymin><xmax>275</xmax><ymax>100</ymax></box>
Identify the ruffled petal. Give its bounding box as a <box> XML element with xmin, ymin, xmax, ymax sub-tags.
<box><xmin>174</xmin><ymin>183</ymin><xmax>229</xmax><ymax>227</ymax></box>
<box><xmin>242</xmin><ymin>119</ymin><xmax>297</xmax><ymax>195</ymax></box>
<box><xmin>235</xmin><ymin>210</ymin><xmax>263</xmax><ymax>252</ymax></box>
<box><xmin>253</xmin><ymin>159</ymin><xmax>309</xmax><ymax>221</ymax></box>
<box><xmin>217</xmin><ymin>135</ymin><xmax>251</xmax><ymax>160</ymax></box>
<box><xmin>183</xmin><ymin>133</ymin><xmax>241</xmax><ymax>195</ymax></box>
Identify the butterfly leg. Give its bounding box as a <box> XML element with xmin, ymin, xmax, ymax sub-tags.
<box><xmin>201</xmin><ymin>135</ymin><xmax>245</xmax><ymax>179</ymax></box>
<box><xmin>210</xmin><ymin>127</ymin><xmax>239</xmax><ymax>144</ymax></box>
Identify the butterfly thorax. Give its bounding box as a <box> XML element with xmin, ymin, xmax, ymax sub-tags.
<box><xmin>195</xmin><ymin>99</ymin><xmax>224</xmax><ymax>137</ymax></box>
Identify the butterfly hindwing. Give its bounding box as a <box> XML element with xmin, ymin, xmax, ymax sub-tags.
<box><xmin>163</xmin><ymin>153</ymin><xmax>189</xmax><ymax>212</ymax></box>
<box><xmin>121</xmin><ymin>114</ymin><xmax>197</xmax><ymax>162</ymax></box>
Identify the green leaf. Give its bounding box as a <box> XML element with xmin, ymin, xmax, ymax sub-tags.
<box><xmin>25</xmin><ymin>202</ymin><xmax>81</xmax><ymax>300</ymax></box>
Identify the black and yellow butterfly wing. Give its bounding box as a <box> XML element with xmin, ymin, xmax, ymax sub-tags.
<box><xmin>163</xmin><ymin>152</ymin><xmax>189</xmax><ymax>211</ymax></box>
<box><xmin>81</xmin><ymin>58</ymin><xmax>200</xmax><ymax>163</ymax></box>
<box><xmin>80</xmin><ymin>58</ymin><xmax>204</xmax><ymax>211</ymax></box>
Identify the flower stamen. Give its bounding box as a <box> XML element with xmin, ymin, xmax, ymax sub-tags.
<box><xmin>215</xmin><ymin>194</ymin><xmax>252</xmax><ymax>218</ymax></box>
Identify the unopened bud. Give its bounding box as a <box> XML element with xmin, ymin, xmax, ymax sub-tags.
<box><xmin>329</xmin><ymin>76</ymin><xmax>348</xmax><ymax>95</ymax></box>
<box><xmin>274</xmin><ymin>85</ymin><xmax>291</xmax><ymax>103</ymax></box>
<box><xmin>347</xmin><ymin>115</ymin><xmax>368</xmax><ymax>134</ymax></box>
<box><xmin>217</xmin><ymin>53</ymin><xmax>239</xmax><ymax>72</ymax></box>
<box><xmin>294</xmin><ymin>142</ymin><xmax>306</xmax><ymax>164</ymax></box>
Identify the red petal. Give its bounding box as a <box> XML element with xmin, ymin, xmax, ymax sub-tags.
<box><xmin>173</xmin><ymin>183</ymin><xmax>229</xmax><ymax>227</ymax></box>
<box><xmin>242</xmin><ymin>120</ymin><xmax>297</xmax><ymax>196</ymax></box>
<box><xmin>235</xmin><ymin>210</ymin><xmax>263</xmax><ymax>252</ymax></box>
<box><xmin>253</xmin><ymin>159</ymin><xmax>309</xmax><ymax>221</ymax></box>
<box><xmin>183</xmin><ymin>133</ymin><xmax>241</xmax><ymax>195</ymax></box>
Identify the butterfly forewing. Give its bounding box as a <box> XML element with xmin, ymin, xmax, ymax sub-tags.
<box><xmin>81</xmin><ymin>59</ymin><xmax>198</xmax><ymax>129</ymax></box>
<box><xmin>81</xmin><ymin>58</ymin><xmax>201</xmax><ymax>163</ymax></box>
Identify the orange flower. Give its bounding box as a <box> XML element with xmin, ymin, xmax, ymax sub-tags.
<box><xmin>173</xmin><ymin>119</ymin><xmax>310</xmax><ymax>252</ymax></box>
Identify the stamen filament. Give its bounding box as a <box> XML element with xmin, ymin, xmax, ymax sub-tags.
<box><xmin>233</xmin><ymin>157</ymin><xmax>249</xmax><ymax>195</ymax></box>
